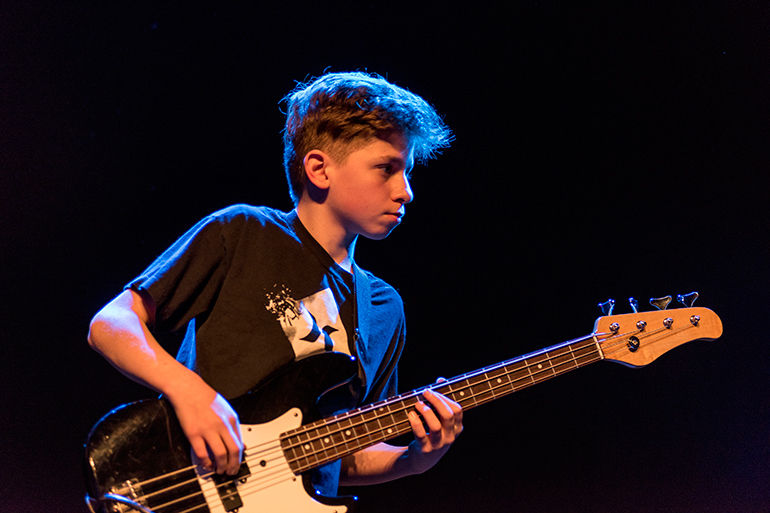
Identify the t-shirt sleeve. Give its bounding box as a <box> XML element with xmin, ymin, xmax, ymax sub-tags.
<box><xmin>126</xmin><ymin>212</ymin><xmax>231</xmax><ymax>334</ymax></box>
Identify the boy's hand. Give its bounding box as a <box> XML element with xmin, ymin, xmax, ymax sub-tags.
<box><xmin>406</xmin><ymin>385</ymin><xmax>463</xmax><ymax>474</ymax></box>
<box><xmin>167</xmin><ymin>383</ymin><xmax>244</xmax><ymax>476</ymax></box>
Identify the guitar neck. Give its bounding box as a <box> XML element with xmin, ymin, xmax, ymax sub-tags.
<box><xmin>281</xmin><ymin>334</ymin><xmax>602</xmax><ymax>474</ymax></box>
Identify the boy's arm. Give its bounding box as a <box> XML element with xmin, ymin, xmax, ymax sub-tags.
<box><xmin>339</xmin><ymin>388</ymin><xmax>463</xmax><ymax>485</ymax></box>
<box><xmin>87</xmin><ymin>289</ymin><xmax>244</xmax><ymax>475</ymax></box>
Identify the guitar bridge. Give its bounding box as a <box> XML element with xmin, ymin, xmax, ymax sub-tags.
<box><xmin>85</xmin><ymin>479</ymin><xmax>154</xmax><ymax>513</ymax></box>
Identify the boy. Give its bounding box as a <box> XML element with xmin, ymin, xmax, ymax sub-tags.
<box><xmin>88</xmin><ymin>71</ymin><xmax>463</xmax><ymax>500</ymax></box>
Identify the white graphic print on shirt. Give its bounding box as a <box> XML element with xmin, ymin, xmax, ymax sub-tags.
<box><xmin>265</xmin><ymin>285</ymin><xmax>349</xmax><ymax>359</ymax></box>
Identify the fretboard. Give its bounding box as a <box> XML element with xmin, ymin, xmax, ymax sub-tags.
<box><xmin>280</xmin><ymin>334</ymin><xmax>602</xmax><ymax>474</ymax></box>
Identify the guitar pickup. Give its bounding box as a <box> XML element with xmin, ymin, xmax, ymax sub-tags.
<box><xmin>211</xmin><ymin>460</ymin><xmax>252</xmax><ymax>512</ymax></box>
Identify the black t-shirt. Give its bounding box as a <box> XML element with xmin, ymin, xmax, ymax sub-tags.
<box><xmin>128</xmin><ymin>204</ymin><xmax>404</xmax><ymax>404</ymax></box>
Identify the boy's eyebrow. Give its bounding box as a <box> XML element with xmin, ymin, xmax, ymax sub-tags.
<box><xmin>376</xmin><ymin>154</ymin><xmax>413</xmax><ymax>170</ymax></box>
<box><xmin>377</xmin><ymin>154</ymin><xmax>405</xmax><ymax>164</ymax></box>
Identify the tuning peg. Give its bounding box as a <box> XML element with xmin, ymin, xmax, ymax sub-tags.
<box><xmin>677</xmin><ymin>292</ymin><xmax>699</xmax><ymax>308</ymax></box>
<box><xmin>649</xmin><ymin>296</ymin><xmax>673</xmax><ymax>310</ymax></box>
<box><xmin>629</xmin><ymin>297</ymin><xmax>639</xmax><ymax>313</ymax></box>
<box><xmin>598</xmin><ymin>299</ymin><xmax>615</xmax><ymax>316</ymax></box>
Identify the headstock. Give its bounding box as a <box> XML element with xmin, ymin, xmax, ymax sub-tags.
<box><xmin>593</xmin><ymin>293</ymin><xmax>722</xmax><ymax>368</ymax></box>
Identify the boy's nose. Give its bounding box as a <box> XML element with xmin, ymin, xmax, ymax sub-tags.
<box><xmin>394</xmin><ymin>173</ymin><xmax>414</xmax><ymax>204</ymax></box>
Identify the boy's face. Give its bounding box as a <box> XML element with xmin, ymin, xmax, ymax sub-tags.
<box><xmin>325</xmin><ymin>132</ymin><xmax>415</xmax><ymax>241</ymax></box>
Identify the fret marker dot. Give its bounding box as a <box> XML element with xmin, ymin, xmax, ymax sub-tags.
<box><xmin>497</xmin><ymin>378</ymin><xmax>502</xmax><ymax>383</ymax></box>
<box><xmin>345</xmin><ymin>430</ymin><xmax>352</xmax><ymax>436</ymax></box>
<box><xmin>388</xmin><ymin>428</ymin><xmax>393</xmax><ymax>434</ymax></box>
<box><xmin>324</xmin><ymin>438</ymin><xmax>330</xmax><ymax>444</ymax></box>
<box><xmin>304</xmin><ymin>444</ymin><xmax>310</xmax><ymax>450</ymax></box>
<box><xmin>460</xmin><ymin>391</ymin><xmax>465</xmax><ymax>396</ymax></box>
<box><xmin>537</xmin><ymin>364</ymin><xmax>543</xmax><ymax>369</ymax></box>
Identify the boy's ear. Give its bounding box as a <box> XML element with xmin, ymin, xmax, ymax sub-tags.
<box><xmin>303</xmin><ymin>149</ymin><xmax>332</xmax><ymax>190</ymax></box>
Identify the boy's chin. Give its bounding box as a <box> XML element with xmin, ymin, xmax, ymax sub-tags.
<box><xmin>361</xmin><ymin>227</ymin><xmax>397</xmax><ymax>241</ymax></box>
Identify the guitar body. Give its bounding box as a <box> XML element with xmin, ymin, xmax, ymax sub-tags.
<box><xmin>84</xmin><ymin>352</ymin><xmax>360</xmax><ymax>513</ymax></box>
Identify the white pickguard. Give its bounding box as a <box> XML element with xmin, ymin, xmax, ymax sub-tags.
<box><xmin>194</xmin><ymin>408</ymin><xmax>347</xmax><ymax>513</ymax></box>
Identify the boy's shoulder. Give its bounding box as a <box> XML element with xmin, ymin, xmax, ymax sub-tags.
<box><xmin>207</xmin><ymin>204</ymin><xmax>289</xmax><ymax>225</ymax></box>
<box><xmin>187</xmin><ymin>204</ymin><xmax>298</xmax><ymax>246</ymax></box>
<box><xmin>197</xmin><ymin>204</ymin><xmax>304</xmax><ymax>234</ymax></box>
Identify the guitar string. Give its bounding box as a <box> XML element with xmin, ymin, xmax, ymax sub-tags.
<box><xmin>286</xmin><ymin>324</ymin><xmax>697</xmax><ymax>472</ymax></box>
<box><xmin>288</xmin><ymin>342</ymin><xmax>598</xmax><ymax>449</ymax></box>
<box><xmin>282</xmin><ymin>335</ymin><xmax>600</xmax><ymax>454</ymax></box>
<box><xmin>286</xmin><ymin>340</ymin><xmax>605</xmax><ymax>472</ymax></box>
<box><xmin>290</xmin><ymin>341</ymin><xmax>601</xmax><ymax>449</ymax></box>
<box><xmin>288</xmin><ymin>354</ymin><xmax>605</xmax><ymax>473</ymax></box>
<box><xmin>107</xmin><ymin>323</ymin><xmax>696</xmax><ymax>510</ymax></box>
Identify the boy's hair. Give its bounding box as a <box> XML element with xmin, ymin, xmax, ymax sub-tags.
<box><xmin>282</xmin><ymin>71</ymin><xmax>452</xmax><ymax>205</ymax></box>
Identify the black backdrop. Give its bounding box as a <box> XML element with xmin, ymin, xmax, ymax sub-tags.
<box><xmin>2</xmin><ymin>2</ymin><xmax>769</xmax><ymax>512</ymax></box>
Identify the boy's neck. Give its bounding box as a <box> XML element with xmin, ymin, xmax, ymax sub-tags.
<box><xmin>295</xmin><ymin>203</ymin><xmax>356</xmax><ymax>273</ymax></box>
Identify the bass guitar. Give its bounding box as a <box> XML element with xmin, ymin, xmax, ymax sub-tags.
<box><xmin>84</xmin><ymin>299</ymin><xmax>722</xmax><ymax>513</ymax></box>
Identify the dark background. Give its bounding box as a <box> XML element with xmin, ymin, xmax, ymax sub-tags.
<box><xmin>2</xmin><ymin>2</ymin><xmax>769</xmax><ymax>512</ymax></box>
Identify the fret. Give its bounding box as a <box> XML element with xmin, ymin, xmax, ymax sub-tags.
<box><xmin>522</xmin><ymin>355</ymin><xmax>539</xmax><ymax>388</ymax></box>
<box><xmin>467</xmin><ymin>371</ymin><xmax>495</xmax><ymax>404</ymax></box>
<box><xmin>508</xmin><ymin>365</ymin><xmax>535</xmax><ymax>391</ymax></box>
<box><xmin>337</xmin><ymin>416</ymin><xmax>357</xmax><ymax>454</ymax></box>
<box><xmin>284</xmin><ymin>429</ymin><xmax>316</xmax><ymax>472</ymax></box>
<box><xmin>549</xmin><ymin>345</ymin><xmax>579</xmax><ymax>373</ymax></box>
<box><xmin>573</xmin><ymin>343</ymin><xmax>599</xmax><ymax>366</ymax></box>
<box><xmin>378</xmin><ymin>402</ymin><xmax>401</xmax><ymax>439</ymax></box>
<box><xmin>360</xmin><ymin>408</ymin><xmax>381</xmax><ymax>446</ymax></box>
<box><xmin>448</xmin><ymin>378</ymin><xmax>474</xmax><ymax>406</ymax></box>
<box><xmin>485</xmin><ymin>365</ymin><xmax>515</xmax><ymax>398</ymax></box>
<box><xmin>372</xmin><ymin>405</ymin><xmax>389</xmax><ymax>445</ymax></box>
<box><xmin>438</xmin><ymin>377</ymin><xmax>458</xmax><ymax>403</ymax></box>
<box><xmin>302</xmin><ymin>429</ymin><xmax>323</xmax><ymax>468</ymax></box>
<box><xmin>527</xmin><ymin>352</ymin><xmax>554</xmax><ymax>381</ymax></box>
<box><xmin>316</xmin><ymin>422</ymin><xmax>339</xmax><ymax>460</ymax></box>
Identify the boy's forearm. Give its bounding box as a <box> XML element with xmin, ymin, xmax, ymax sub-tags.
<box><xmin>339</xmin><ymin>442</ymin><xmax>414</xmax><ymax>486</ymax></box>
<box><xmin>339</xmin><ymin>439</ymin><xmax>454</xmax><ymax>486</ymax></box>
<box><xmin>87</xmin><ymin>289</ymin><xmax>203</xmax><ymax>400</ymax></box>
